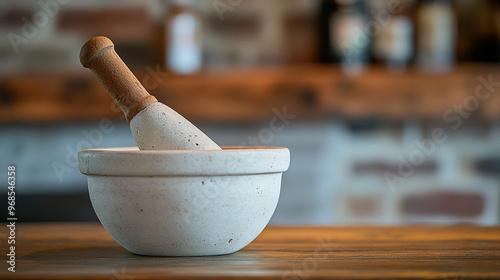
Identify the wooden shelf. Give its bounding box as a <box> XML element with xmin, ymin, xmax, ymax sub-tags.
<box><xmin>1</xmin><ymin>63</ymin><xmax>500</xmax><ymax>123</ymax></box>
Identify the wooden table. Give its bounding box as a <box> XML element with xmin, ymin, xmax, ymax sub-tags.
<box><xmin>2</xmin><ymin>223</ymin><xmax>500</xmax><ymax>279</ymax></box>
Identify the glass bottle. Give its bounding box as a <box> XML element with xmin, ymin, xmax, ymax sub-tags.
<box><xmin>322</xmin><ymin>0</ymin><xmax>370</xmax><ymax>75</ymax></box>
<box><xmin>370</xmin><ymin>0</ymin><xmax>415</xmax><ymax>73</ymax></box>
<box><xmin>415</xmin><ymin>0</ymin><xmax>456</xmax><ymax>73</ymax></box>
<box><xmin>165</xmin><ymin>0</ymin><xmax>202</xmax><ymax>74</ymax></box>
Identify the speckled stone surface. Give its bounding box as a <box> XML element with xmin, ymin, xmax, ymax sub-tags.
<box><xmin>130</xmin><ymin>102</ymin><xmax>221</xmax><ymax>151</ymax></box>
<box><xmin>79</xmin><ymin>147</ymin><xmax>290</xmax><ymax>256</ymax></box>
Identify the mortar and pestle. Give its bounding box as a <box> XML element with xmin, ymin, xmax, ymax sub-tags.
<box><xmin>78</xmin><ymin>37</ymin><xmax>290</xmax><ymax>256</ymax></box>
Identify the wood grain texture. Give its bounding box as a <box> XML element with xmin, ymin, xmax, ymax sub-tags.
<box><xmin>80</xmin><ymin>36</ymin><xmax>157</xmax><ymax>122</ymax></box>
<box><xmin>1</xmin><ymin>63</ymin><xmax>500</xmax><ymax>123</ymax></box>
<box><xmin>1</xmin><ymin>223</ymin><xmax>499</xmax><ymax>279</ymax></box>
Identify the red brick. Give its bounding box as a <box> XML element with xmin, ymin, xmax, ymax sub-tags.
<box><xmin>401</xmin><ymin>191</ymin><xmax>485</xmax><ymax>217</ymax></box>
<box><xmin>57</xmin><ymin>8</ymin><xmax>152</xmax><ymax>39</ymax></box>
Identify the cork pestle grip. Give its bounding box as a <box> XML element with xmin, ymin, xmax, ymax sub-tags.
<box><xmin>80</xmin><ymin>36</ymin><xmax>157</xmax><ymax>122</ymax></box>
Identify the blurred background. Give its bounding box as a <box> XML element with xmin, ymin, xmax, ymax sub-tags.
<box><xmin>1</xmin><ymin>0</ymin><xmax>500</xmax><ymax>225</ymax></box>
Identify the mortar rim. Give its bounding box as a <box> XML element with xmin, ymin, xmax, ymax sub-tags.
<box><xmin>79</xmin><ymin>146</ymin><xmax>290</xmax><ymax>177</ymax></box>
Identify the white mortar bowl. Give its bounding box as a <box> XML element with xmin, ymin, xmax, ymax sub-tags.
<box><xmin>79</xmin><ymin>147</ymin><xmax>289</xmax><ymax>256</ymax></box>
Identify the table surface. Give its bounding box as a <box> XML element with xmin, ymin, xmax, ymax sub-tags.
<box><xmin>1</xmin><ymin>223</ymin><xmax>500</xmax><ymax>280</ymax></box>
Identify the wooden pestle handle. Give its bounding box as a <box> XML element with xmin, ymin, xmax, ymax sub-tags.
<box><xmin>80</xmin><ymin>36</ymin><xmax>157</xmax><ymax>122</ymax></box>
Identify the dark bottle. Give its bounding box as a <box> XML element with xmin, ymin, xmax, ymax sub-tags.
<box><xmin>320</xmin><ymin>0</ymin><xmax>369</xmax><ymax>75</ymax></box>
<box><xmin>370</xmin><ymin>0</ymin><xmax>415</xmax><ymax>73</ymax></box>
